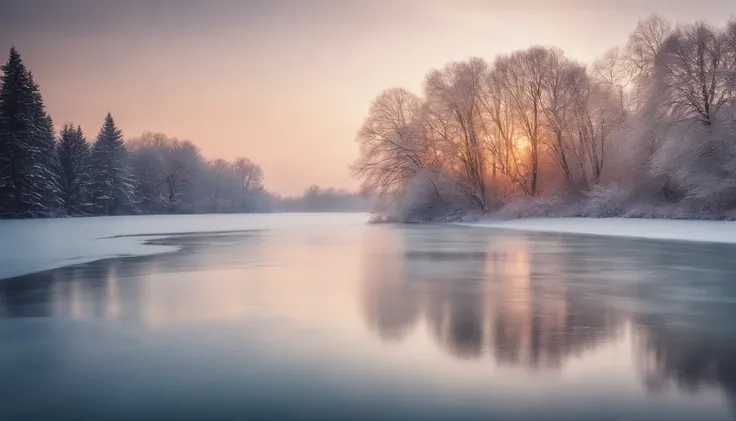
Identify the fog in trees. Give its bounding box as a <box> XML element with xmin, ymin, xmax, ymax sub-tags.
<box><xmin>0</xmin><ymin>47</ymin><xmax>298</xmax><ymax>218</ymax></box>
<box><xmin>128</xmin><ymin>133</ymin><xmax>206</xmax><ymax>214</ymax></box>
<box><xmin>126</xmin><ymin>134</ymin><xmax>272</xmax><ymax>215</ymax></box>
<box><xmin>4</xmin><ymin>15</ymin><xmax>735</xmax><ymax>221</ymax></box>
<box><xmin>275</xmin><ymin>185</ymin><xmax>369</xmax><ymax>212</ymax></box>
<box><xmin>353</xmin><ymin>15</ymin><xmax>736</xmax><ymax>222</ymax></box>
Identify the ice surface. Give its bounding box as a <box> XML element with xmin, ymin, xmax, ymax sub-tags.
<box><xmin>455</xmin><ymin>218</ymin><xmax>736</xmax><ymax>244</ymax></box>
<box><xmin>0</xmin><ymin>213</ymin><xmax>370</xmax><ymax>280</ymax></box>
<box><xmin>4</xmin><ymin>214</ymin><xmax>734</xmax><ymax>281</ymax></box>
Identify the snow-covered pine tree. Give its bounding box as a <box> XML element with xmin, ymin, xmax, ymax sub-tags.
<box><xmin>28</xmin><ymin>71</ymin><xmax>63</xmax><ymax>216</ymax></box>
<box><xmin>0</xmin><ymin>47</ymin><xmax>42</xmax><ymax>217</ymax></box>
<box><xmin>57</xmin><ymin>124</ymin><xmax>91</xmax><ymax>215</ymax></box>
<box><xmin>89</xmin><ymin>113</ymin><xmax>135</xmax><ymax>215</ymax></box>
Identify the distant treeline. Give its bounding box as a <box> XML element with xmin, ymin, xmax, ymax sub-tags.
<box><xmin>274</xmin><ymin>186</ymin><xmax>370</xmax><ymax>213</ymax></box>
<box><xmin>0</xmin><ymin>47</ymin><xmax>364</xmax><ymax>218</ymax></box>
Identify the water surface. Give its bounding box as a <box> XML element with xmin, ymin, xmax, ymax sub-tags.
<box><xmin>1</xmin><ymin>219</ymin><xmax>735</xmax><ymax>420</ymax></box>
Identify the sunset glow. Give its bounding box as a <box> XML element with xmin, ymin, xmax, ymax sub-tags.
<box><xmin>1</xmin><ymin>1</ymin><xmax>733</xmax><ymax>195</ymax></box>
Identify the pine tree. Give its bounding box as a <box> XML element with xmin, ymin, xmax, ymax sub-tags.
<box><xmin>57</xmin><ymin>124</ymin><xmax>91</xmax><ymax>214</ymax></box>
<box><xmin>0</xmin><ymin>47</ymin><xmax>42</xmax><ymax>217</ymax></box>
<box><xmin>28</xmin><ymin>71</ymin><xmax>63</xmax><ymax>216</ymax></box>
<box><xmin>89</xmin><ymin>113</ymin><xmax>135</xmax><ymax>215</ymax></box>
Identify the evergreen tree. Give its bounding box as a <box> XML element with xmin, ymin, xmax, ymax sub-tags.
<box><xmin>57</xmin><ymin>124</ymin><xmax>91</xmax><ymax>214</ymax></box>
<box><xmin>89</xmin><ymin>113</ymin><xmax>135</xmax><ymax>215</ymax></box>
<box><xmin>0</xmin><ymin>47</ymin><xmax>42</xmax><ymax>217</ymax></box>
<box><xmin>28</xmin><ymin>71</ymin><xmax>63</xmax><ymax>216</ymax></box>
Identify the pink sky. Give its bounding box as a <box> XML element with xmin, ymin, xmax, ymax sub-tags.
<box><xmin>2</xmin><ymin>0</ymin><xmax>733</xmax><ymax>194</ymax></box>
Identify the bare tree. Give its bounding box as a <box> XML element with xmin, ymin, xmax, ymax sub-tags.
<box><xmin>478</xmin><ymin>59</ymin><xmax>525</xmax><ymax>197</ymax></box>
<box><xmin>232</xmin><ymin>157</ymin><xmax>264</xmax><ymax>212</ymax></box>
<box><xmin>726</xmin><ymin>19</ymin><xmax>736</xmax><ymax>86</ymax></box>
<box><xmin>206</xmin><ymin>159</ymin><xmax>235</xmax><ymax>213</ymax></box>
<box><xmin>348</xmin><ymin>14</ymin><xmax>736</xmax><ymax>220</ymax></box>
<box><xmin>657</xmin><ymin>22</ymin><xmax>731</xmax><ymax>125</ymax></box>
<box><xmin>424</xmin><ymin>58</ymin><xmax>489</xmax><ymax>209</ymax></box>
<box><xmin>161</xmin><ymin>140</ymin><xmax>202</xmax><ymax>212</ymax></box>
<box><xmin>128</xmin><ymin>133</ymin><xmax>203</xmax><ymax>213</ymax></box>
<box><xmin>352</xmin><ymin>88</ymin><xmax>428</xmax><ymax>200</ymax></box>
<box><xmin>539</xmin><ymin>49</ymin><xmax>582</xmax><ymax>192</ymax></box>
<box><xmin>626</xmin><ymin>14</ymin><xmax>673</xmax><ymax>96</ymax></box>
<box><xmin>592</xmin><ymin>47</ymin><xmax>634</xmax><ymax>114</ymax></box>
<box><xmin>498</xmin><ymin>47</ymin><xmax>550</xmax><ymax>196</ymax></box>
<box><xmin>573</xmin><ymin>77</ymin><xmax>625</xmax><ymax>187</ymax></box>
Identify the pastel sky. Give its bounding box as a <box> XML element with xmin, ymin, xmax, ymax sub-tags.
<box><xmin>1</xmin><ymin>0</ymin><xmax>734</xmax><ymax>194</ymax></box>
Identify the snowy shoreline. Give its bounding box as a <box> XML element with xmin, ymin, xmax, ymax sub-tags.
<box><xmin>3</xmin><ymin>213</ymin><xmax>735</xmax><ymax>281</ymax></box>
<box><xmin>454</xmin><ymin>218</ymin><xmax>736</xmax><ymax>244</ymax></box>
<box><xmin>0</xmin><ymin>213</ymin><xmax>370</xmax><ymax>280</ymax></box>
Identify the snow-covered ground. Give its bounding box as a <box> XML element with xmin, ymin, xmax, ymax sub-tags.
<box><xmin>455</xmin><ymin>218</ymin><xmax>736</xmax><ymax>244</ymax></box>
<box><xmin>0</xmin><ymin>213</ymin><xmax>369</xmax><ymax>280</ymax></box>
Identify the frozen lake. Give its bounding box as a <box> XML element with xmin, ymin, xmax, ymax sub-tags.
<box><xmin>1</xmin><ymin>214</ymin><xmax>736</xmax><ymax>420</ymax></box>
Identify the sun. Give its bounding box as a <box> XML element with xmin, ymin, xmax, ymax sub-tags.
<box><xmin>513</xmin><ymin>137</ymin><xmax>530</xmax><ymax>152</ymax></box>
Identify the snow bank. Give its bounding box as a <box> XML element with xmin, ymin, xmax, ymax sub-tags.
<box><xmin>0</xmin><ymin>213</ymin><xmax>369</xmax><ymax>280</ymax></box>
<box><xmin>455</xmin><ymin>218</ymin><xmax>736</xmax><ymax>244</ymax></box>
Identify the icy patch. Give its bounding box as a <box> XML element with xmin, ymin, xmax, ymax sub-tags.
<box><xmin>0</xmin><ymin>213</ymin><xmax>369</xmax><ymax>280</ymax></box>
<box><xmin>455</xmin><ymin>218</ymin><xmax>736</xmax><ymax>244</ymax></box>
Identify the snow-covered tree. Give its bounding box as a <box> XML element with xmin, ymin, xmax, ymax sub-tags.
<box><xmin>491</xmin><ymin>48</ymin><xmax>550</xmax><ymax>196</ymax></box>
<box><xmin>351</xmin><ymin>88</ymin><xmax>430</xmax><ymax>202</ymax></box>
<box><xmin>625</xmin><ymin>14</ymin><xmax>673</xmax><ymax>99</ymax></box>
<box><xmin>127</xmin><ymin>132</ymin><xmax>167</xmax><ymax>213</ymax></box>
<box><xmin>232</xmin><ymin>157</ymin><xmax>263</xmax><ymax>212</ymax></box>
<box><xmin>203</xmin><ymin>159</ymin><xmax>235</xmax><ymax>213</ymax></box>
<box><xmin>0</xmin><ymin>47</ymin><xmax>60</xmax><ymax>217</ymax></box>
<box><xmin>128</xmin><ymin>133</ymin><xmax>205</xmax><ymax>213</ymax></box>
<box><xmin>350</xmin><ymin>14</ymin><xmax>736</xmax><ymax>220</ymax></box>
<box><xmin>162</xmin><ymin>140</ymin><xmax>203</xmax><ymax>212</ymax></box>
<box><xmin>197</xmin><ymin>157</ymin><xmax>265</xmax><ymax>213</ymax></box>
<box><xmin>89</xmin><ymin>113</ymin><xmax>135</xmax><ymax>215</ymax></box>
<box><xmin>0</xmin><ymin>46</ymin><xmax>274</xmax><ymax>219</ymax></box>
<box><xmin>57</xmin><ymin>124</ymin><xmax>91</xmax><ymax>214</ymax></box>
<box><xmin>0</xmin><ymin>47</ymin><xmax>35</xmax><ymax>216</ymax></box>
<box><xmin>424</xmin><ymin>58</ymin><xmax>489</xmax><ymax>208</ymax></box>
<box><xmin>28</xmin><ymin>72</ymin><xmax>63</xmax><ymax>216</ymax></box>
